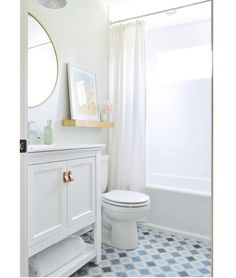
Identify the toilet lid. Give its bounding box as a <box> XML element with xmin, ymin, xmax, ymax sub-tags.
<box><xmin>102</xmin><ymin>190</ymin><xmax>150</xmax><ymax>205</ymax></box>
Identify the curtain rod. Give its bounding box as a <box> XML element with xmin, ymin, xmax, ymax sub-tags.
<box><xmin>110</xmin><ymin>0</ymin><xmax>211</xmax><ymax>25</ymax></box>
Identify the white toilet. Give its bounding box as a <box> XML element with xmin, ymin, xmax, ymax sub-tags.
<box><xmin>101</xmin><ymin>155</ymin><xmax>150</xmax><ymax>250</ymax></box>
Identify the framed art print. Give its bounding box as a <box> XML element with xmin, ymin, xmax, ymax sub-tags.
<box><xmin>67</xmin><ymin>63</ymin><xmax>99</xmax><ymax>121</ymax></box>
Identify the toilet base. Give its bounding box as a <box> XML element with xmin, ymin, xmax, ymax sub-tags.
<box><xmin>102</xmin><ymin>219</ymin><xmax>138</xmax><ymax>250</ymax></box>
<box><xmin>102</xmin><ymin>198</ymin><xmax>150</xmax><ymax>250</ymax></box>
<box><xmin>101</xmin><ymin>220</ymin><xmax>112</xmax><ymax>246</ymax></box>
<box><xmin>111</xmin><ymin>222</ymin><xmax>138</xmax><ymax>250</ymax></box>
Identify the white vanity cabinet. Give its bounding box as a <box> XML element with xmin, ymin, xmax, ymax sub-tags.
<box><xmin>27</xmin><ymin>145</ymin><xmax>103</xmax><ymax>276</ymax></box>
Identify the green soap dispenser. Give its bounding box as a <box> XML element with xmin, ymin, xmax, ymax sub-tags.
<box><xmin>43</xmin><ymin>120</ymin><xmax>55</xmax><ymax>145</ymax></box>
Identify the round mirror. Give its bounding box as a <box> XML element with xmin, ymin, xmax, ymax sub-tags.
<box><xmin>28</xmin><ymin>14</ymin><xmax>58</xmax><ymax>108</ymax></box>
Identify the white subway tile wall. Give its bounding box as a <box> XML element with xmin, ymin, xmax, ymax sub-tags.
<box><xmin>146</xmin><ymin>18</ymin><xmax>212</xmax><ymax>189</ymax></box>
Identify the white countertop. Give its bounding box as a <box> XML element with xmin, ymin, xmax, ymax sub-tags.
<box><xmin>28</xmin><ymin>144</ymin><xmax>105</xmax><ymax>153</ymax></box>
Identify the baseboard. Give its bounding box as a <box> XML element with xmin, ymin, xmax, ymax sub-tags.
<box><xmin>139</xmin><ymin>222</ymin><xmax>211</xmax><ymax>243</ymax></box>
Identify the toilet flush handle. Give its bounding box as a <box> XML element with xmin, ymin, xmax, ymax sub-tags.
<box><xmin>68</xmin><ymin>171</ymin><xmax>74</xmax><ymax>182</ymax></box>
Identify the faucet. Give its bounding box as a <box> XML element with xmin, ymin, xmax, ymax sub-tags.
<box><xmin>28</xmin><ymin>121</ymin><xmax>41</xmax><ymax>143</ymax></box>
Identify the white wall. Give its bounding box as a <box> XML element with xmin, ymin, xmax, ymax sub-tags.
<box><xmin>28</xmin><ymin>0</ymin><xmax>109</xmax><ymax>150</ymax></box>
<box><xmin>109</xmin><ymin>0</ymin><xmax>207</xmax><ymax>22</ymax></box>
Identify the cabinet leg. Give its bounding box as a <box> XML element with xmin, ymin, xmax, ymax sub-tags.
<box><xmin>93</xmin><ymin>221</ymin><xmax>101</xmax><ymax>265</ymax></box>
<box><xmin>94</xmin><ymin>152</ymin><xmax>101</xmax><ymax>265</ymax></box>
<box><xmin>95</xmin><ymin>254</ymin><xmax>101</xmax><ymax>265</ymax></box>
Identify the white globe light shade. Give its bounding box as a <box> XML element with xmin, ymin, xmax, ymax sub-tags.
<box><xmin>38</xmin><ymin>0</ymin><xmax>67</xmax><ymax>9</ymax></box>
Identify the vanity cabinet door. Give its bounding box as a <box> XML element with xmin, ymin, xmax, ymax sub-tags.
<box><xmin>67</xmin><ymin>157</ymin><xmax>95</xmax><ymax>228</ymax></box>
<box><xmin>28</xmin><ymin>161</ymin><xmax>67</xmax><ymax>247</ymax></box>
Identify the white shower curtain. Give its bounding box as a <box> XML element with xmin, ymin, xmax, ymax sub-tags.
<box><xmin>109</xmin><ymin>20</ymin><xmax>146</xmax><ymax>193</ymax></box>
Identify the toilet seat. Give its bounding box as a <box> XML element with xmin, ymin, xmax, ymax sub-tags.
<box><xmin>102</xmin><ymin>190</ymin><xmax>150</xmax><ymax>208</ymax></box>
<box><xmin>103</xmin><ymin>198</ymin><xmax>150</xmax><ymax>208</ymax></box>
<box><xmin>102</xmin><ymin>199</ymin><xmax>150</xmax><ymax>213</ymax></box>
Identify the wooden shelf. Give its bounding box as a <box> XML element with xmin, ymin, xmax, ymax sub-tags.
<box><xmin>62</xmin><ymin>119</ymin><xmax>114</xmax><ymax>128</ymax></box>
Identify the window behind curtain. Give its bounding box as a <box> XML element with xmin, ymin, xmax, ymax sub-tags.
<box><xmin>145</xmin><ymin>9</ymin><xmax>212</xmax><ymax>192</ymax></box>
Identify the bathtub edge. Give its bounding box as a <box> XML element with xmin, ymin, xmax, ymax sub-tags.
<box><xmin>146</xmin><ymin>183</ymin><xmax>211</xmax><ymax>197</ymax></box>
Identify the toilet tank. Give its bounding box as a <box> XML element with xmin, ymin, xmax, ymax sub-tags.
<box><xmin>101</xmin><ymin>155</ymin><xmax>109</xmax><ymax>193</ymax></box>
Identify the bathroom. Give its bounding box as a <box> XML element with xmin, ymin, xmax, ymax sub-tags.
<box><xmin>21</xmin><ymin>0</ymin><xmax>212</xmax><ymax>277</ymax></box>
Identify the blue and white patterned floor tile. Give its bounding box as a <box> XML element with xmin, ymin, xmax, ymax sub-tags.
<box><xmin>71</xmin><ymin>226</ymin><xmax>212</xmax><ymax>277</ymax></box>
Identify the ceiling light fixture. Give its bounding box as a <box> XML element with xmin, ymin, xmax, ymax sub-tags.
<box><xmin>38</xmin><ymin>0</ymin><xmax>67</xmax><ymax>9</ymax></box>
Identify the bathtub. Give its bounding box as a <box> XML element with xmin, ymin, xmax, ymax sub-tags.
<box><xmin>144</xmin><ymin>175</ymin><xmax>212</xmax><ymax>242</ymax></box>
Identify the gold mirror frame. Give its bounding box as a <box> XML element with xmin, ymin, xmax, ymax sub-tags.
<box><xmin>28</xmin><ymin>13</ymin><xmax>59</xmax><ymax>109</ymax></box>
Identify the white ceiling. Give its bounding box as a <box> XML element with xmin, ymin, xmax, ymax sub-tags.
<box><xmin>108</xmin><ymin>0</ymin><xmax>211</xmax><ymax>22</ymax></box>
<box><xmin>145</xmin><ymin>1</ymin><xmax>211</xmax><ymax>30</ymax></box>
